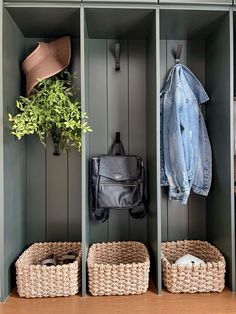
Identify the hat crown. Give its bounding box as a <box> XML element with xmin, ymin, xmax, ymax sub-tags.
<box><xmin>22</xmin><ymin>36</ymin><xmax>71</xmax><ymax>96</ymax></box>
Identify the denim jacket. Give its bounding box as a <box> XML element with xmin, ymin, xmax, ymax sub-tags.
<box><xmin>160</xmin><ymin>64</ymin><xmax>212</xmax><ymax>204</ymax></box>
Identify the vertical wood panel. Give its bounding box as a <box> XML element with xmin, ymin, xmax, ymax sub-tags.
<box><xmin>166</xmin><ymin>40</ymin><xmax>187</xmax><ymax>75</ymax></box>
<box><xmin>27</xmin><ymin>137</ymin><xmax>46</xmax><ymax>244</ymax></box>
<box><xmin>25</xmin><ymin>39</ymin><xmax>46</xmax><ymax>245</ymax></box>
<box><xmin>188</xmin><ymin>193</ymin><xmax>206</xmax><ymax>240</ymax></box>
<box><xmin>88</xmin><ymin>39</ymin><xmax>108</xmax><ymax>244</ymax></box>
<box><xmin>129</xmin><ymin>40</ymin><xmax>147</xmax><ymax>243</ymax></box>
<box><xmin>188</xmin><ymin>40</ymin><xmax>205</xmax><ymax>87</ymax></box>
<box><xmin>161</xmin><ymin>189</ymin><xmax>168</xmax><ymax>242</ymax></box>
<box><xmin>188</xmin><ymin>40</ymin><xmax>206</xmax><ymax>241</ymax></box>
<box><xmin>166</xmin><ymin>40</ymin><xmax>189</xmax><ymax>241</ymax></box>
<box><xmin>0</xmin><ymin>1</ymin><xmax>4</xmax><ymax>301</ymax></box>
<box><xmin>2</xmin><ymin>8</ymin><xmax>27</xmax><ymax>300</ymax></box>
<box><xmin>168</xmin><ymin>201</ymin><xmax>188</xmax><ymax>241</ymax></box>
<box><xmin>160</xmin><ymin>39</ymin><xmax>167</xmax><ymax>89</ymax></box>
<box><xmin>68</xmin><ymin>38</ymin><xmax>81</xmax><ymax>242</ymax></box>
<box><xmin>46</xmin><ymin>137</ymin><xmax>68</xmax><ymax>241</ymax></box>
<box><xmin>26</xmin><ymin>38</ymin><xmax>82</xmax><ymax>244</ymax></box>
<box><xmin>107</xmin><ymin>39</ymin><xmax>129</xmax><ymax>242</ymax></box>
<box><xmin>205</xmin><ymin>14</ymin><xmax>235</xmax><ymax>290</ymax></box>
<box><xmin>68</xmin><ymin>150</ymin><xmax>81</xmax><ymax>241</ymax></box>
<box><xmin>159</xmin><ymin>0</ymin><xmax>231</xmax><ymax>4</ymax></box>
<box><xmin>81</xmin><ymin>9</ymin><xmax>90</xmax><ymax>296</ymax></box>
<box><xmin>146</xmin><ymin>15</ymin><xmax>160</xmax><ymax>292</ymax></box>
<box><xmin>160</xmin><ymin>39</ymin><xmax>168</xmax><ymax>242</ymax></box>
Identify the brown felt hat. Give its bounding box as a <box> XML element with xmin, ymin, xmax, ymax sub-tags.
<box><xmin>22</xmin><ymin>36</ymin><xmax>71</xmax><ymax>96</ymax></box>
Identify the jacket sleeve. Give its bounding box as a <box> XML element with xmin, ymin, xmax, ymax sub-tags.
<box><xmin>163</xmin><ymin>85</ymin><xmax>192</xmax><ymax>204</ymax></box>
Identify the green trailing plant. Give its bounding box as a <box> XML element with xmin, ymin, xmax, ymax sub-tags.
<box><xmin>8</xmin><ymin>70</ymin><xmax>92</xmax><ymax>152</ymax></box>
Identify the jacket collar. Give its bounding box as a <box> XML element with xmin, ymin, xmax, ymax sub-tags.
<box><xmin>162</xmin><ymin>64</ymin><xmax>209</xmax><ymax>105</ymax></box>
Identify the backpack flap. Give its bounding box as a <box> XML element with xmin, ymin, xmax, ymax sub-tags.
<box><xmin>99</xmin><ymin>155</ymin><xmax>141</xmax><ymax>182</ymax></box>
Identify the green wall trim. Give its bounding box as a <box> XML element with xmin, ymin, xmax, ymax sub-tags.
<box><xmin>4</xmin><ymin>2</ymin><xmax>82</xmax><ymax>8</ymax></box>
<box><xmin>81</xmin><ymin>5</ymin><xmax>89</xmax><ymax>297</ymax></box>
<box><xmin>229</xmin><ymin>8</ymin><xmax>235</xmax><ymax>292</ymax></box>
<box><xmin>159</xmin><ymin>4</ymin><xmax>231</xmax><ymax>10</ymax></box>
<box><xmin>1</xmin><ymin>1</ymin><xmax>236</xmax><ymax>301</ymax></box>
<box><xmin>155</xmin><ymin>8</ymin><xmax>162</xmax><ymax>295</ymax></box>
<box><xmin>0</xmin><ymin>0</ymin><xmax>4</xmax><ymax>303</ymax></box>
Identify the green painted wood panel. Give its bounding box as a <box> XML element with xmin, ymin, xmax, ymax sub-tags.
<box><xmin>129</xmin><ymin>40</ymin><xmax>147</xmax><ymax>243</ymax></box>
<box><xmin>205</xmin><ymin>11</ymin><xmax>235</xmax><ymax>291</ymax></box>
<box><xmin>87</xmin><ymin>38</ymin><xmax>148</xmax><ymax>244</ymax></box>
<box><xmin>188</xmin><ymin>194</ymin><xmax>206</xmax><ymax>240</ymax></box>
<box><xmin>25</xmin><ymin>38</ymin><xmax>47</xmax><ymax>246</ymax></box>
<box><xmin>187</xmin><ymin>39</ymin><xmax>206</xmax><ymax>241</ymax></box>
<box><xmin>2</xmin><ymin>5</ymin><xmax>27</xmax><ymax>301</ymax></box>
<box><xmin>156</xmin><ymin>8</ymin><xmax>162</xmax><ymax>295</ymax></box>
<box><xmin>5</xmin><ymin>7</ymin><xmax>80</xmax><ymax>39</ymax></box>
<box><xmin>68</xmin><ymin>150</ymin><xmax>82</xmax><ymax>241</ymax></box>
<box><xmin>166</xmin><ymin>39</ymin><xmax>189</xmax><ymax>241</ymax></box>
<box><xmin>68</xmin><ymin>39</ymin><xmax>82</xmax><ymax>242</ymax></box>
<box><xmin>88</xmin><ymin>39</ymin><xmax>108</xmax><ymax>244</ymax></box>
<box><xmin>107</xmin><ymin>39</ymin><xmax>130</xmax><ymax>242</ymax></box>
<box><xmin>85</xmin><ymin>8</ymin><xmax>154</xmax><ymax>40</ymax></box>
<box><xmin>5</xmin><ymin>0</ymin><xmax>81</xmax><ymax>2</ymax></box>
<box><xmin>161</xmin><ymin>189</ymin><xmax>168</xmax><ymax>241</ymax></box>
<box><xmin>160</xmin><ymin>39</ymin><xmax>168</xmax><ymax>243</ymax></box>
<box><xmin>25</xmin><ymin>38</ymin><xmax>82</xmax><ymax>245</ymax></box>
<box><xmin>146</xmin><ymin>11</ymin><xmax>161</xmax><ymax>293</ymax></box>
<box><xmin>83</xmin><ymin>0</ymin><xmax>157</xmax><ymax>2</ymax></box>
<box><xmin>46</xmin><ymin>138</ymin><xmax>68</xmax><ymax>241</ymax></box>
<box><xmin>160</xmin><ymin>10</ymin><xmax>228</xmax><ymax>41</ymax></box>
<box><xmin>0</xmin><ymin>0</ymin><xmax>4</xmax><ymax>302</ymax></box>
<box><xmin>160</xmin><ymin>0</ymin><xmax>231</xmax><ymax>4</ymax></box>
<box><xmin>160</xmin><ymin>37</ymin><xmax>206</xmax><ymax>242</ymax></box>
<box><xmin>27</xmin><ymin>136</ymin><xmax>46</xmax><ymax>244</ymax></box>
<box><xmin>2</xmin><ymin>7</ymin><xmax>81</xmax><ymax>298</ymax></box>
<box><xmin>188</xmin><ymin>40</ymin><xmax>205</xmax><ymax>86</ymax></box>
<box><xmin>168</xmin><ymin>201</ymin><xmax>189</xmax><ymax>240</ymax></box>
<box><xmin>81</xmin><ymin>7</ymin><xmax>90</xmax><ymax>297</ymax></box>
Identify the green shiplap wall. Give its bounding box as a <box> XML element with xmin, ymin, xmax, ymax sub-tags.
<box><xmin>26</xmin><ymin>38</ymin><xmax>82</xmax><ymax>245</ymax></box>
<box><xmin>1</xmin><ymin>6</ymin><xmax>27</xmax><ymax>302</ymax></box>
<box><xmin>160</xmin><ymin>39</ymin><xmax>206</xmax><ymax>242</ymax></box>
<box><xmin>159</xmin><ymin>0</ymin><xmax>232</xmax><ymax>4</ymax></box>
<box><xmin>146</xmin><ymin>12</ymin><xmax>161</xmax><ymax>293</ymax></box>
<box><xmin>87</xmin><ymin>38</ymin><xmax>148</xmax><ymax>244</ymax></box>
<box><xmin>0</xmin><ymin>0</ymin><xmax>4</xmax><ymax>302</ymax></box>
<box><xmin>1</xmin><ymin>1</ymin><xmax>236</xmax><ymax>302</ymax></box>
<box><xmin>205</xmin><ymin>11</ymin><xmax>235</xmax><ymax>291</ymax></box>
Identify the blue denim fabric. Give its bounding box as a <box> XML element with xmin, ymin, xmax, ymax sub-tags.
<box><xmin>160</xmin><ymin>64</ymin><xmax>212</xmax><ymax>204</ymax></box>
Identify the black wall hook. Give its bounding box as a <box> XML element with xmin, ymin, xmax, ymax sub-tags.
<box><xmin>115</xmin><ymin>43</ymin><xmax>120</xmax><ymax>71</ymax></box>
<box><xmin>175</xmin><ymin>44</ymin><xmax>183</xmax><ymax>64</ymax></box>
<box><xmin>115</xmin><ymin>132</ymin><xmax>121</xmax><ymax>143</ymax></box>
<box><xmin>51</xmin><ymin>127</ymin><xmax>61</xmax><ymax>156</ymax></box>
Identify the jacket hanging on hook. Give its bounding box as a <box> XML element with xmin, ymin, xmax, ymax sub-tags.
<box><xmin>160</xmin><ymin>64</ymin><xmax>212</xmax><ymax>204</ymax></box>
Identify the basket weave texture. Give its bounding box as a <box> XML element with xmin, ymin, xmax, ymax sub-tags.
<box><xmin>16</xmin><ymin>242</ymin><xmax>82</xmax><ymax>298</ymax></box>
<box><xmin>161</xmin><ymin>240</ymin><xmax>225</xmax><ymax>293</ymax></box>
<box><xmin>87</xmin><ymin>241</ymin><xmax>150</xmax><ymax>296</ymax></box>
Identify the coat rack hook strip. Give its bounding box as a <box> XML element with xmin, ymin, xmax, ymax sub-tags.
<box><xmin>115</xmin><ymin>43</ymin><xmax>120</xmax><ymax>71</ymax></box>
<box><xmin>175</xmin><ymin>44</ymin><xmax>183</xmax><ymax>64</ymax></box>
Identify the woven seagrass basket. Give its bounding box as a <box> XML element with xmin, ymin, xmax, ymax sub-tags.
<box><xmin>16</xmin><ymin>242</ymin><xmax>82</xmax><ymax>298</ymax></box>
<box><xmin>161</xmin><ymin>240</ymin><xmax>225</xmax><ymax>293</ymax></box>
<box><xmin>87</xmin><ymin>241</ymin><xmax>150</xmax><ymax>296</ymax></box>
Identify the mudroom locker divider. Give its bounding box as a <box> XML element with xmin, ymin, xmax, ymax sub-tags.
<box><xmin>0</xmin><ymin>0</ymin><xmax>235</xmax><ymax>302</ymax></box>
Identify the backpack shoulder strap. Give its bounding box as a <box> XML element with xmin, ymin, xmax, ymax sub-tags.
<box><xmin>129</xmin><ymin>195</ymin><xmax>147</xmax><ymax>219</ymax></box>
<box><xmin>92</xmin><ymin>208</ymin><xmax>109</xmax><ymax>223</ymax></box>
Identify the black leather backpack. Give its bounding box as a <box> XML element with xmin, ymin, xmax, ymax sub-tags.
<box><xmin>91</xmin><ymin>133</ymin><xmax>147</xmax><ymax>223</ymax></box>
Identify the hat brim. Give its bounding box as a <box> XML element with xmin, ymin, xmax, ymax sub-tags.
<box><xmin>22</xmin><ymin>36</ymin><xmax>71</xmax><ymax>96</ymax></box>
